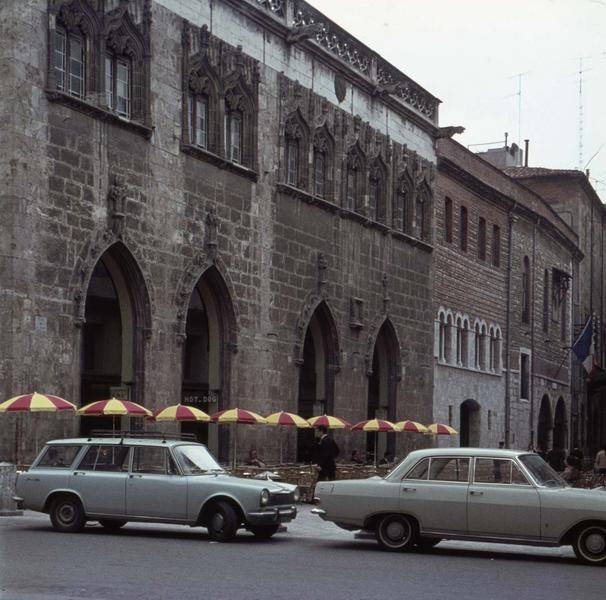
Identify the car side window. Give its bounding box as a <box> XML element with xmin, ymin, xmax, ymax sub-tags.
<box><xmin>429</xmin><ymin>457</ymin><xmax>470</xmax><ymax>482</ymax></box>
<box><xmin>474</xmin><ymin>458</ymin><xmax>529</xmax><ymax>485</ymax></box>
<box><xmin>404</xmin><ymin>458</ymin><xmax>430</xmax><ymax>480</ymax></box>
<box><xmin>38</xmin><ymin>445</ymin><xmax>81</xmax><ymax>469</ymax></box>
<box><xmin>133</xmin><ymin>447</ymin><xmax>177</xmax><ymax>475</ymax></box>
<box><xmin>77</xmin><ymin>445</ymin><xmax>130</xmax><ymax>472</ymax></box>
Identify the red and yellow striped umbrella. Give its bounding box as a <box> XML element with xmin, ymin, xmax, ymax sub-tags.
<box><xmin>307</xmin><ymin>415</ymin><xmax>352</xmax><ymax>429</ymax></box>
<box><xmin>395</xmin><ymin>420</ymin><xmax>429</xmax><ymax>434</ymax></box>
<box><xmin>265</xmin><ymin>411</ymin><xmax>310</xmax><ymax>428</ymax></box>
<box><xmin>0</xmin><ymin>392</ymin><xmax>76</xmax><ymax>413</ymax></box>
<box><xmin>153</xmin><ymin>404</ymin><xmax>211</xmax><ymax>422</ymax></box>
<box><xmin>211</xmin><ymin>408</ymin><xmax>267</xmax><ymax>424</ymax></box>
<box><xmin>77</xmin><ymin>398</ymin><xmax>152</xmax><ymax>417</ymax></box>
<box><xmin>352</xmin><ymin>419</ymin><xmax>399</xmax><ymax>432</ymax></box>
<box><xmin>427</xmin><ymin>423</ymin><xmax>458</xmax><ymax>435</ymax></box>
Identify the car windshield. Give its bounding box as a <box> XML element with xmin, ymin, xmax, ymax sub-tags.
<box><xmin>518</xmin><ymin>453</ymin><xmax>566</xmax><ymax>487</ymax></box>
<box><xmin>173</xmin><ymin>445</ymin><xmax>223</xmax><ymax>475</ymax></box>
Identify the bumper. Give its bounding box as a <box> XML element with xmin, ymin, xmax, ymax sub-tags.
<box><xmin>247</xmin><ymin>505</ymin><xmax>297</xmax><ymax>526</ymax></box>
<box><xmin>311</xmin><ymin>507</ymin><xmax>328</xmax><ymax>520</ymax></box>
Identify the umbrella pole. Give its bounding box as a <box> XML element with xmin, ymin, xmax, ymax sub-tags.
<box><xmin>374</xmin><ymin>433</ymin><xmax>378</xmax><ymax>468</ymax></box>
<box><xmin>232</xmin><ymin>423</ymin><xmax>237</xmax><ymax>470</ymax></box>
<box><xmin>279</xmin><ymin>425</ymin><xmax>283</xmax><ymax>465</ymax></box>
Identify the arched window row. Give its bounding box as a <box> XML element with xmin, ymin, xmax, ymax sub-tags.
<box><xmin>436</xmin><ymin>308</ymin><xmax>502</xmax><ymax>373</ymax></box>
<box><xmin>182</xmin><ymin>24</ymin><xmax>259</xmax><ymax>171</ymax></box>
<box><xmin>48</xmin><ymin>1</ymin><xmax>151</xmax><ymax>127</ymax></box>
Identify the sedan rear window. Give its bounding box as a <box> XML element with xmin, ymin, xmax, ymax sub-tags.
<box><xmin>38</xmin><ymin>445</ymin><xmax>81</xmax><ymax>469</ymax></box>
<box><xmin>429</xmin><ymin>457</ymin><xmax>469</xmax><ymax>482</ymax></box>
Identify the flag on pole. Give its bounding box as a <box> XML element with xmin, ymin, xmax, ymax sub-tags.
<box><xmin>571</xmin><ymin>315</ymin><xmax>597</xmax><ymax>376</ymax></box>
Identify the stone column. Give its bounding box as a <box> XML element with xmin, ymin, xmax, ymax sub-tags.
<box><xmin>0</xmin><ymin>462</ymin><xmax>22</xmax><ymax>516</ymax></box>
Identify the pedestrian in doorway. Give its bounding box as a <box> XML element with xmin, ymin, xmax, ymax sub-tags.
<box><xmin>498</xmin><ymin>441</ymin><xmax>505</xmax><ymax>449</ymax></box>
<box><xmin>547</xmin><ymin>446</ymin><xmax>566</xmax><ymax>472</ymax></box>
<box><xmin>595</xmin><ymin>443</ymin><xmax>606</xmax><ymax>475</ymax></box>
<box><xmin>314</xmin><ymin>425</ymin><xmax>339</xmax><ymax>481</ymax></box>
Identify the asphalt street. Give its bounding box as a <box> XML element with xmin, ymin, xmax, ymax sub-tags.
<box><xmin>0</xmin><ymin>506</ymin><xmax>602</xmax><ymax>600</ymax></box>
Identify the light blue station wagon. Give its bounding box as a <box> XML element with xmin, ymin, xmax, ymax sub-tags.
<box><xmin>14</xmin><ymin>437</ymin><xmax>299</xmax><ymax>541</ymax></box>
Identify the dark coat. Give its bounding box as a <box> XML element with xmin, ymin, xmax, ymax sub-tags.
<box><xmin>315</xmin><ymin>435</ymin><xmax>339</xmax><ymax>480</ymax></box>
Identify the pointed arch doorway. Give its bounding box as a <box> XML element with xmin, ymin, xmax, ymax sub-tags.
<box><xmin>80</xmin><ymin>244</ymin><xmax>149</xmax><ymax>435</ymax></box>
<box><xmin>366</xmin><ymin>320</ymin><xmax>400</xmax><ymax>462</ymax></box>
<box><xmin>181</xmin><ymin>266</ymin><xmax>235</xmax><ymax>461</ymax></box>
<box><xmin>296</xmin><ymin>302</ymin><xmax>339</xmax><ymax>462</ymax></box>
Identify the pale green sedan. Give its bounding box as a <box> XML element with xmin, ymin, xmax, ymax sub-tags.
<box><xmin>313</xmin><ymin>447</ymin><xmax>606</xmax><ymax>565</ymax></box>
<box><xmin>14</xmin><ymin>437</ymin><xmax>299</xmax><ymax>541</ymax></box>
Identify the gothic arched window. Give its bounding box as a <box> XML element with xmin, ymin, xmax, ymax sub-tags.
<box><xmin>284</xmin><ymin>110</ymin><xmax>309</xmax><ymax>189</ymax></box>
<box><xmin>313</xmin><ymin>125</ymin><xmax>334</xmax><ymax>200</ymax></box>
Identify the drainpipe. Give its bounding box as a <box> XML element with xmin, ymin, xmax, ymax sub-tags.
<box><xmin>504</xmin><ymin>208</ymin><xmax>517</xmax><ymax>448</ymax></box>
<box><xmin>530</xmin><ymin>218</ymin><xmax>537</xmax><ymax>448</ymax></box>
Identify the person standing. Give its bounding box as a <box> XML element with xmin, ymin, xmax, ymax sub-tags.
<box><xmin>314</xmin><ymin>425</ymin><xmax>339</xmax><ymax>481</ymax></box>
<box><xmin>595</xmin><ymin>443</ymin><xmax>606</xmax><ymax>475</ymax></box>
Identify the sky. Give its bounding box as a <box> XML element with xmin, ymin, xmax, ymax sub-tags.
<box><xmin>307</xmin><ymin>0</ymin><xmax>606</xmax><ymax>200</ymax></box>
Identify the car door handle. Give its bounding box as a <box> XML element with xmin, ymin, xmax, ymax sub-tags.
<box><xmin>402</xmin><ymin>487</ymin><xmax>417</xmax><ymax>493</ymax></box>
<box><xmin>26</xmin><ymin>477</ymin><xmax>39</xmax><ymax>482</ymax></box>
<box><xmin>469</xmin><ymin>490</ymin><xmax>484</xmax><ymax>496</ymax></box>
<box><xmin>129</xmin><ymin>474</ymin><xmax>143</xmax><ymax>479</ymax></box>
<box><xmin>72</xmin><ymin>471</ymin><xmax>86</xmax><ymax>476</ymax></box>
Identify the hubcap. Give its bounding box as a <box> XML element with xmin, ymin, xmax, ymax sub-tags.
<box><xmin>585</xmin><ymin>531</ymin><xmax>606</xmax><ymax>555</ymax></box>
<box><xmin>58</xmin><ymin>504</ymin><xmax>75</xmax><ymax>524</ymax></box>
<box><xmin>386</xmin><ymin>520</ymin><xmax>407</xmax><ymax>542</ymax></box>
<box><xmin>211</xmin><ymin>513</ymin><xmax>224</xmax><ymax>532</ymax></box>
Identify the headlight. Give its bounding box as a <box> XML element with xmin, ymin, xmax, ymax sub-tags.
<box><xmin>293</xmin><ymin>487</ymin><xmax>301</xmax><ymax>502</ymax></box>
<box><xmin>260</xmin><ymin>488</ymin><xmax>270</xmax><ymax>506</ymax></box>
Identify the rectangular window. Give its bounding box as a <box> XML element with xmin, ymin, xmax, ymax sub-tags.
<box><xmin>133</xmin><ymin>447</ymin><xmax>177</xmax><ymax>475</ymax></box>
<box><xmin>492</xmin><ymin>225</ymin><xmax>501</xmax><ymax>267</ymax></box>
<box><xmin>460</xmin><ymin>206</ymin><xmax>468</xmax><ymax>252</ymax></box>
<box><xmin>229</xmin><ymin>114</ymin><xmax>242</xmax><ymax>163</ymax></box>
<box><xmin>116</xmin><ymin>60</ymin><xmax>130</xmax><ymax>118</ymax></box>
<box><xmin>195</xmin><ymin>97</ymin><xmax>208</xmax><ymax>148</ymax></box>
<box><xmin>429</xmin><ymin>457</ymin><xmax>469</xmax><ymax>482</ymax></box>
<box><xmin>54</xmin><ymin>29</ymin><xmax>66</xmax><ymax>91</ymax></box>
<box><xmin>542</xmin><ymin>270</ymin><xmax>549</xmax><ymax>333</ymax></box>
<box><xmin>68</xmin><ymin>36</ymin><xmax>84</xmax><ymax>98</ymax></box>
<box><xmin>444</xmin><ymin>197</ymin><xmax>453</xmax><ymax>243</ymax></box>
<box><xmin>286</xmin><ymin>139</ymin><xmax>298</xmax><ymax>186</ymax></box>
<box><xmin>346</xmin><ymin>168</ymin><xmax>355</xmax><ymax>209</ymax></box>
<box><xmin>105</xmin><ymin>56</ymin><xmax>113</xmax><ymax>109</ymax></box>
<box><xmin>478</xmin><ymin>217</ymin><xmax>486</xmax><ymax>260</ymax></box>
<box><xmin>520</xmin><ymin>353</ymin><xmax>530</xmax><ymax>400</ymax></box>
<box><xmin>314</xmin><ymin>152</ymin><xmax>325</xmax><ymax>197</ymax></box>
<box><xmin>369</xmin><ymin>178</ymin><xmax>379</xmax><ymax>221</ymax></box>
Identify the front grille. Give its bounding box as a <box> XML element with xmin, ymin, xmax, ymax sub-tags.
<box><xmin>267</xmin><ymin>491</ymin><xmax>295</xmax><ymax>506</ymax></box>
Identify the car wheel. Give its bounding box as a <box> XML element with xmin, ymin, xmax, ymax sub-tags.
<box><xmin>207</xmin><ymin>501</ymin><xmax>239</xmax><ymax>542</ymax></box>
<box><xmin>249</xmin><ymin>524</ymin><xmax>280</xmax><ymax>539</ymax></box>
<box><xmin>573</xmin><ymin>524</ymin><xmax>606</xmax><ymax>566</ymax></box>
<box><xmin>49</xmin><ymin>496</ymin><xmax>86</xmax><ymax>533</ymax></box>
<box><xmin>376</xmin><ymin>514</ymin><xmax>417</xmax><ymax>551</ymax></box>
<box><xmin>98</xmin><ymin>519</ymin><xmax>127</xmax><ymax>531</ymax></box>
<box><xmin>416</xmin><ymin>536</ymin><xmax>441</xmax><ymax>551</ymax></box>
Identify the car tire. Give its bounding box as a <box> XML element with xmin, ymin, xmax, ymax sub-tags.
<box><xmin>573</xmin><ymin>524</ymin><xmax>606</xmax><ymax>566</ymax></box>
<box><xmin>249</xmin><ymin>524</ymin><xmax>280</xmax><ymax>539</ymax></box>
<box><xmin>49</xmin><ymin>496</ymin><xmax>86</xmax><ymax>533</ymax></box>
<box><xmin>416</xmin><ymin>536</ymin><xmax>441</xmax><ymax>551</ymax></box>
<box><xmin>207</xmin><ymin>501</ymin><xmax>239</xmax><ymax>542</ymax></box>
<box><xmin>376</xmin><ymin>514</ymin><xmax>417</xmax><ymax>552</ymax></box>
<box><xmin>98</xmin><ymin>519</ymin><xmax>128</xmax><ymax>531</ymax></box>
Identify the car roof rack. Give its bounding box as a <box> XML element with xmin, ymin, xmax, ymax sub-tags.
<box><xmin>88</xmin><ymin>430</ymin><xmax>199</xmax><ymax>442</ymax></box>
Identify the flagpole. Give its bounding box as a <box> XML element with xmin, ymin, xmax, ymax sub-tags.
<box><xmin>553</xmin><ymin>347</ymin><xmax>572</xmax><ymax>380</ymax></box>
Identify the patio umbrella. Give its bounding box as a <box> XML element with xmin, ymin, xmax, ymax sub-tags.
<box><xmin>352</xmin><ymin>419</ymin><xmax>400</xmax><ymax>466</ymax></box>
<box><xmin>265</xmin><ymin>411</ymin><xmax>311</xmax><ymax>464</ymax></box>
<box><xmin>77</xmin><ymin>398</ymin><xmax>152</xmax><ymax>435</ymax></box>
<box><xmin>307</xmin><ymin>415</ymin><xmax>352</xmax><ymax>429</ymax></box>
<box><xmin>152</xmin><ymin>404</ymin><xmax>211</xmax><ymax>422</ymax></box>
<box><xmin>427</xmin><ymin>423</ymin><xmax>458</xmax><ymax>435</ymax></box>
<box><xmin>211</xmin><ymin>408</ymin><xmax>267</xmax><ymax>469</ymax></box>
<box><xmin>0</xmin><ymin>392</ymin><xmax>77</xmax><ymax>460</ymax></box>
<box><xmin>395</xmin><ymin>420</ymin><xmax>429</xmax><ymax>433</ymax></box>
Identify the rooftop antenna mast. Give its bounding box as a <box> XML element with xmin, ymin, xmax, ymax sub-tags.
<box><xmin>577</xmin><ymin>56</ymin><xmax>592</xmax><ymax>170</ymax></box>
<box><xmin>509</xmin><ymin>72</ymin><xmax>529</xmax><ymax>144</ymax></box>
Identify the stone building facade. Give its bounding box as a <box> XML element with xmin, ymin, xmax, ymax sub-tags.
<box><xmin>503</xmin><ymin>167</ymin><xmax>606</xmax><ymax>455</ymax></box>
<box><xmin>434</xmin><ymin>139</ymin><xmax>581</xmax><ymax>451</ymax></box>
<box><xmin>0</xmin><ymin>0</ymin><xmax>439</xmax><ymax>464</ymax></box>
